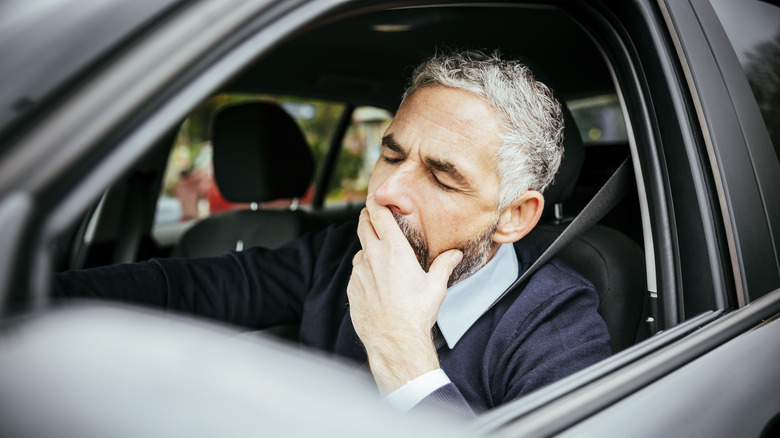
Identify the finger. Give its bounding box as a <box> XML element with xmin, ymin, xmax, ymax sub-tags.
<box><xmin>365</xmin><ymin>194</ymin><xmax>406</xmax><ymax>241</ymax></box>
<box><xmin>352</xmin><ymin>249</ymin><xmax>363</xmax><ymax>267</ymax></box>
<box><xmin>356</xmin><ymin>207</ymin><xmax>378</xmax><ymax>249</ymax></box>
<box><xmin>428</xmin><ymin>249</ymin><xmax>463</xmax><ymax>284</ymax></box>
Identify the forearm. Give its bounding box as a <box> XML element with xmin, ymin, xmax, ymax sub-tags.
<box><xmin>54</xmin><ymin>246</ymin><xmax>312</xmax><ymax>328</ymax></box>
<box><xmin>54</xmin><ymin>260</ymin><xmax>170</xmax><ymax>308</ymax></box>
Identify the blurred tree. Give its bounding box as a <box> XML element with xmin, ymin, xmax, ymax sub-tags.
<box><xmin>295</xmin><ymin>99</ymin><xmax>346</xmax><ymax>175</ymax></box>
<box><xmin>745</xmin><ymin>31</ymin><xmax>780</xmax><ymax>161</ymax></box>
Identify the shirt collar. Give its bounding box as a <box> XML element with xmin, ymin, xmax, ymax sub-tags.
<box><xmin>436</xmin><ymin>243</ymin><xmax>518</xmax><ymax>349</ymax></box>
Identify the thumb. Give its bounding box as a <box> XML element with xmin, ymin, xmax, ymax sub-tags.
<box><xmin>428</xmin><ymin>249</ymin><xmax>463</xmax><ymax>284</ymax></box>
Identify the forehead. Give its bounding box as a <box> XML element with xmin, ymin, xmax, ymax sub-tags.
<box><xmin>388</xmin><ymin>86</ymin><xmax>503</xmax><ymax>170</ymax></box>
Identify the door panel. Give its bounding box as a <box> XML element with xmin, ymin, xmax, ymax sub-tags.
<box><xmin>558</xmin><ymin>298</ymin><xmax>780</xmax><ymax>437</ymax></box>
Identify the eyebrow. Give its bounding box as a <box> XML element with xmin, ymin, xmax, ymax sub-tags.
<box><xmin>381</xmin><ymin>134</ymin><xmax>406</xmax><ymax>155</ymax></box>
<box><xmin>382</xmin><ymin>134</ymin><xmax>472</xmax><ymax>191</ymax></box>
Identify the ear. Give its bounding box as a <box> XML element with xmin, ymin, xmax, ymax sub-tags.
<box><xmin>492</xmin><ymin>190</ymin><xmax>544</xmax><ymax>244</ymax></box>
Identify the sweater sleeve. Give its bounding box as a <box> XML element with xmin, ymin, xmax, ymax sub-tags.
<box><xmin>490</xmin><ymin>281</ymin><xmax>611</xmax><ymax>406</ymax></box>
<box><xmin>53</xmin><ymin>226</ymin><xmax>337</xmax><ymax>329</ymax></box>
<box><xmin>413</xmin><ymin>383</ymin><xmax>476</xmax><ymax>418</ymax></box>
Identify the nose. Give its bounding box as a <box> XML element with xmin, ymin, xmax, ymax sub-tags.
<box><xmin>373</xmin><ymin>162</ymin><xmax>415</xmax><ymax>216</ymax></box>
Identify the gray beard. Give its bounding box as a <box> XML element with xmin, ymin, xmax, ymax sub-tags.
<box><xmin>393</xmin><ymin>212</ymin><xmax>498</xmax><ymax>287</ymax></box>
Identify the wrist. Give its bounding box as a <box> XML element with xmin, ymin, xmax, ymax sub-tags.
<box><xmin>364</xmin><ymin>333</ymin><xmax>440</xmax><ymax>395</ymax></box>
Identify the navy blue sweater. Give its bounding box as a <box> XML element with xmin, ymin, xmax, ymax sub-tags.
<box><xmin>55</xmin><ymin>222</ymin><xmax>610</xmax><ymax>415</ymax></box>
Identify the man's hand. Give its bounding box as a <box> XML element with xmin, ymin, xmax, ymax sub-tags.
<box><xmin>347</xmin><ymin>195</ymin><xmax>462</xmax><ymax>395</ymax></box>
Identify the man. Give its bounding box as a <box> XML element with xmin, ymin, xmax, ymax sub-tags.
<box><xmin>56</xmin><ymin>50</ymin><xmax>611</xmax><ymax>416</ymax></box>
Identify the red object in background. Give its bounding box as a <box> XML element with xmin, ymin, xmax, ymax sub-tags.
<box><xmin>206</xmin><ymin>179</ymin><xmax>250</xmax><ymax>214</ymax></box>
<box><xmin>173</xmin><ymin>163</ymin><xmax>249</xmax><ymax>221</ymax></box>
<box><xmin>175</xmin><ymin>162</ymin><xmax>313</xmax><ymax>219</ymax></box>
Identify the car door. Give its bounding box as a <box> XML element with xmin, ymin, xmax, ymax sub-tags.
<box><xmin>470</xmin><ymin>0</ymin><xmax>780</xmax><ymax>436</ymax></box>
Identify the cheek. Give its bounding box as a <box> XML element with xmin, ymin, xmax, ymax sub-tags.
<box><xmin>418</xmin><ymin>202</ymin><xmax>473</xmax><ymax>248</ymax></box>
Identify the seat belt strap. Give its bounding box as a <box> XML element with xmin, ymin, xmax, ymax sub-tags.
<box><xmin>485</xmin><ymin>156</ymin><xmax>635</xmax><ymax>313</ymax></box>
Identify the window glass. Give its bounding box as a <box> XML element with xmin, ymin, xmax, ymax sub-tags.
<box><xmin>154</xmin><ymin>94</ymin><xmax>345</xmax><ymax>226</ymax></box>
<box><xmin>324</xmin><ymin>106</ymin><xmax>393</xmax><ymax>206</ymax></box>
<box><xmin>709</xmin><ymin>0</ymin><xmax>780</xmax><ymax>160</ymax></box>
<box><xmin>567</xmin><ymin>94</ymin><xmax>628</xmax><ymax>145</ymax></box>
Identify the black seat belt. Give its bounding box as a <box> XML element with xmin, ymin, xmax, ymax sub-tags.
<box><xmin>491</xmin><ymin>157</ymin><xmax>634</xmax><ymax>311</ymax></box>
<box><xmin>433</xmin><ymin>157</ymin><xmax>634</xmax><ymax>349</ymax></box>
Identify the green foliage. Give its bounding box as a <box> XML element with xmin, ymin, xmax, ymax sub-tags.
<box><xmin>328</xmin><ymin>148</ymin><xmax>364</xmax><ymax>197</ymax></box>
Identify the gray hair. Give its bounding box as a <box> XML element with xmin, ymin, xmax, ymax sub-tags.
<box><xmin>402</xmin><ymin>50</ymin><xmax>564</xmax><ymax>211</ymax></box>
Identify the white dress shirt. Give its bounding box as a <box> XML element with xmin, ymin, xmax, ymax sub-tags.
<box><xmin>384</xmin><ymin>243</ymin><xmax>519</xmax><ymax>411</ymax></box>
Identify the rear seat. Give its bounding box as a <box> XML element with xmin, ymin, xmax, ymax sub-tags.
<box><xmin>172</xmin><ymin>102</ymin><xmax>328</xmax><ymax>258</ymax></box>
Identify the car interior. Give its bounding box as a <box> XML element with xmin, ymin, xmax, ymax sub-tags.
<box><xmin>51</xmin><ymin>4</ymin><xmax>653</xmax><ymax>354</ymax></box>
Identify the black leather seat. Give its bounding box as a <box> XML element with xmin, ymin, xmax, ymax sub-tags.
<box><xmin>524</xmin><ymin>109</ymin><xmax>647</xmax><ymax>353</ymax></box>
<box><xmin>173</xmin><ymin>102</ymin><xmax>328</xmax><ymax>258</ymax></box>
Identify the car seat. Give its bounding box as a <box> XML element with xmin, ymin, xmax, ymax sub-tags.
<box><xmin>523</xmin><ymin>108</ymin><xmax>648</xmax><ymax>353</ymax></box>
<box><xmin>172</xmin><ymin>102</ymin><xmax>328</xmax><ymax>258</ymax></box>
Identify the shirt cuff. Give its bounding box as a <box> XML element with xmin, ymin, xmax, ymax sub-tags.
<box><xmin>383</xmin><ymin>368</ymin><xmax>451</xmax><ymax>412</ymax></box>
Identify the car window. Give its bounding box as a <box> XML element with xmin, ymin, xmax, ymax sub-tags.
<box><xmin>709</xmin><ymin>0</ymin><xmax>780</xmax><ymax>161</ymax></box>
<box><xmin>567</xmin><ymin>94</ymin><xmax>628</xmax><ymax>145</ymax></box>
<box><xmin>325</xmin><ymin>106</ymin><xmax>393</xmax><ymax>207</ymax></box>
<box><xmin>154</xmin><ymin>94</ymin><xmax>346</xmax><ymax>227</ymax></box>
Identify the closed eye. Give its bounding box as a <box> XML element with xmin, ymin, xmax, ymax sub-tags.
<box><xmin>425</xmin><ymin>157</ymin><xmax>469</xmax><ymax>193</ymax></box>
<box><xmin>431</xmin><ymin>171</ymin><xmax>456</xmax><ymax>191</ymax></box>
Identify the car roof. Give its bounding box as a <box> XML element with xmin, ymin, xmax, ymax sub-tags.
<box><xmin>226</xmin><ymin>4</ymin><xmax>614</xmax><ymax>109</ymax></box>
<box><xmin>0</xmin><ymin>2</ymin><xmax>612</xmax><ymax>139</ymax></box>
<box><xmin>0</xmin><ymin>0</ymin><xmax>182</xmax><ymax>139</ymax></box>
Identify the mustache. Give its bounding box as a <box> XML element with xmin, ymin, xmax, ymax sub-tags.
<box><xmin>391</xmin><ymin>212</ymin><xmax>498</xmax><ymax>287</ymax></box>
<box><xmin>392</xmin><ymin>212</ymin><xmax>431</xmax><ymax>270</ymax></box>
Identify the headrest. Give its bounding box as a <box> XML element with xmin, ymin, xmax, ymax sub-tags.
<box><xmin>212</xmin><ymin>102</ymin><xmax>314</xmax><ymax>203</ymax></box>
<box><xmin>542</xmin><ymin>106</ymin><xmax>584</xmax><ymax>206</ymax></box>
